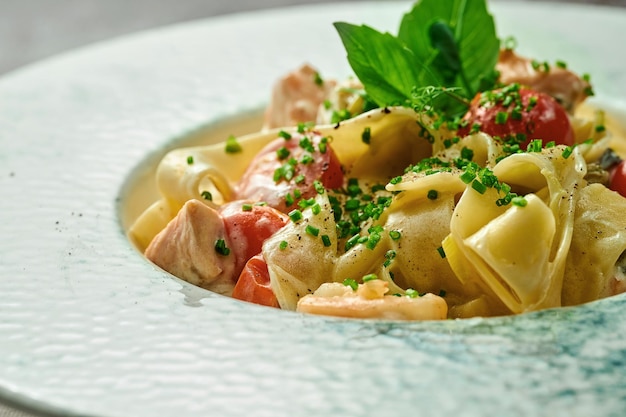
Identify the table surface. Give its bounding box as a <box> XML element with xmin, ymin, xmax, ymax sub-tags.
<box><xmin>1</xmin><ymin>0</ymin><xmax>625</xmax><ymax>416</ymax></box>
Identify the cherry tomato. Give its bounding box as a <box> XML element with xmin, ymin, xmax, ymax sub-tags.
<box><xmin>458</xmin><ymin>85</ymin><xmax>574</xmax><ymax>148</ymax></box>
<box><xmin>220</xmin><ymin>201</ymin><xmax>288</xmax><ymax>278</ymax></box>
<box><xmin>232</xmin><ymin>254</ymin><xmax>279</xmax><ymax>308</ymax></box>
<box><xmin>235</xmin><ymin>132</ymin><xmax>344</xmax><ymax>213</ymax></box>
<box><xmin>609</xmin><ymin>160</ymin><xmax>626</xmax><ymax>198</ymax></box>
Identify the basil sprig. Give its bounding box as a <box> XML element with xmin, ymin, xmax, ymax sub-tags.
<box><xmin>334</xmin><ymin>0</ymin><xmax>500</xmax><ymax>116</ymax></box>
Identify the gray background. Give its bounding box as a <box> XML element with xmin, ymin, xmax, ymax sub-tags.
<box><xmin>1</xmin><ymin>0</ymin><xmax>624</xmax><ymax>416</ymax></box>
<box><xmin>1</xmin><ymin>0</ymin><xmax>625</xmax><ymax>76</ymax></box>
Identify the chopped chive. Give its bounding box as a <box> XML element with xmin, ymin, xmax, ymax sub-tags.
<box><xmin>347</xmin><ymin>179</ymin><xmax>361</xmax><ymax>196</ymax></box>
<box><xmin>200</xmin><ymin>191</ymin><xmax>213</xmax><ymax>201</ymax></box>
<box><xmin>383</xmin><ymin>249</ymin><xmax>397</xmax><ymax>267</ymax></box>
<box><xmin>526</xmin><ymin>139</ymin><xmax>543</xmax><ymax>153</ymax></box>
<box><xmin>305</xmin><ymin>224</ymin><xmax>320</xmax><ymax>237</ymax></box>
<box><xmin>313</xmin><ymin>71</ymin><xmax>324</xmax><ymax>86</ymax></box>
<box><xmin>273</xmin><ymin>162</ymin><xmax>295</xmax><ymax>182</ymax></box>
<box><xmin>460</xmin><ymin>147</ymin><xmax>474</xmax><ymax>161</ymax></box>
<box><xmin>439</xmin><ymin>289</ymin><xmax>447</xmax><ymax>297</ymax></box>
<box><xmin>512</xmin><ymin>196</ymin><xmax>528</xmax><ymax>207</ymax></box>
<box><xmin>276</xmin><ymin>147</ymin><xmax>290</xmax><ymax>160</ymax></box>
<box><xmin>362</xmin><ymin>127</ymin><xmax>371</xmax><ymax>144</ymax></box>
<box><xmin>278</xmin><ymin>130</ymin><xmax>292</xmax><ymax>140</ymax></box>
<box><xmin>471</xmin><ymin>179</ymin><xmax>487</xmax><ymax>194</ymax></box>
<box><xmin>294</xmin><ymin>174</ymin><xmax>306</xmax><ymax>184</ymax></box>
<box><xmin>225</xmin><ymin>135</ymin><xmax>242</xmax><ymax>153</ymax></box>
<box><xmin>186</xmin><ymin>155</ymin><xmax>194</xmax><ymax>165</ymax></box>
<box><xmin>313</xmin><ymin>180</ymin><xmax>325</xmax><ymax>195</ymax></box>
<box><xmin>318</xmin><ymin>138</ymin><xmax>328</xmax><ymax>154</ymax></box>
<box><xmin>331</xmin><ymin>109</ymin><xmax>351</xmax><ymax>124</ymax></box>
<box><xmin>298</xmin><ymin>198</ymin><xmax>315</xmax><ymax>209</ymax></box>
<box><xmin>214</xmin><ymin>239</ymin><xmax>230</xmax><ymax>256</ymax></box>
<box><xmin>279</xmin><ymin>240</ymin><xmax>288</xmax><ymax>250</ymax></box>
<box><xmin>285</xmin><ymin>193</ymin><xmax>295</xmax><ymax>207</ymax></box>
<box><xmin>241</xmin><ymin>203</ymin><xmax>253</xmax><ymax>211</ymax></box>
<box><xmin>460</xmin><ymin>170</ymin><xmax>475</xmax><ymax>184</ymax></box>
<box><xmin>562</xmin><ymin>146</ymin><xmax>573</xmax><ymax>159</ymax></box>
<box><xmin>299</xmin><ymin>137</ymin><xmax>315</xmax><ymax>153</ymax></box>
<box><xmin>495</xmin><ymin>111</ymin><xmax>509</xmax><ymax>124</ymax></box>
<box><xmin>311</xmin><ymin>203</ymin><xmax>321</xmax><ymax>215</ymax></box>
<box><xmin>343</xmin><ymin>278</ymin><xmax>358</xmax><ymax>291</ymax></box>
<box><xmin>371</xmin><ymin>184</ymin><xmax>386</xmax><ymax>193</ymax></box>
<box><xmin>321</xmin><ymin>235</ymin><xmax>331</xmax><ymax>247</ymax></box>
<box><xmin>301</xmin><ymin>154</ymin><xmax>314</xmax><ymax>164</ymax></box>
<box><xmin>405</xmin><ymin>288</ymin><xmax>419</xmax><ymax>298</ymax></box>
<box><xmin>345</xmin><ymin>234</ymin><xmax>361</xmax><ymax>251</ymax></box>
<box><xmin>427</xmin><ymin>190</ymin><xmax>438</xmax><ymax>200</ymax></box>
<box><xmin>437</xmin><ymin>246</ymin><xmax>446</xmax><ymax>258</ymax></box>
<box><xmin>288</xmin><ymin>209</ymin><xmax>303</xmax><ymax>223</ymax></box>
<box><xmin>362</xmin><ymin>273</ymin><xmax>378</xmax><ymax>282</ymax></box>
<box><xmin>365</xmin><ymin>232</ymin><xmax>381</xmax><ymax>250</ymax></box>
<box><xmin>369</xmin><ymin>225</ymin><xmax>384</xmax><ymax>234</ymax></box>
<box><xmin>345</xmin><ymin>199</ymin><xmax>360</xmax><ymax>211</ymax></box>
<box><xmin>389</xmin><ymin>230</ymin><xmax>401</xmax><ymax>240</ymax></box>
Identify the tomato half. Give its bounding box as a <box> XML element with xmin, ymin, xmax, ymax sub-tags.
<box><xmin>458</xmin><ymin>85</ymin><xmax>574</xmax><ymax>148</ymax></box>
<box><xmin>235</xmin><ymin>132</ymin><xmax>344</xmax><ymax>213</ymax></box>
<box><xmin>609</xmin><ymin>160</ymin><xmax>626</xmax><ymax>198</ymax></box>
<box><xmin>220</xmin><ymin>201</ymin><xmax>288</xmax><ymax>278</ymax></box>
<box><xmin>232</xmin><ymin>254</ymin><xmax>279</xmax><ymax>308</ymax></box>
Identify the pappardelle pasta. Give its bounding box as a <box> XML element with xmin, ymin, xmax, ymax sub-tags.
<box><xmin>128</xmin><ymin>0</ymin><xmax>626</xmax><ymax>320</ymax></box>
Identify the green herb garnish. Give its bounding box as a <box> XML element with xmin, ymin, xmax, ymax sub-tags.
<box><xmin>334</xmin><ymin>0</ymin><xmax>499</xmax><ymax>115</ymax></box>
<box><xmin>225</xmin><ymin>135</ymin><xmax>242</xmax><ymax>153</ymax></box>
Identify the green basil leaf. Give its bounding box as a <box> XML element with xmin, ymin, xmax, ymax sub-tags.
<box><xmin>429</xmin><ymin>20</ymin><xmax>461</xmax><ymax>84</ymax></box>
<box><xmin>334</xmin><ymin>22</ymin><xmax>439</xmax><ymax>107</ymax></box>
<box><xmin>398</xmin><ymin>0</ymin><xmax>499</xmax><ymax>97</ymax></box>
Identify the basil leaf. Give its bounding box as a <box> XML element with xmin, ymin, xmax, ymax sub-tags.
<box><xmin>429</xmin><ymin>20</ymin><xmax>461</xmax><ymax>84</ymax></box>
<box><xmin>398</xmin><ymin>0</ymin><xmax>499</xmax><ymax>97</ymax></box>
<box><xmin>334</xmin><ymin>22</ymin><xmax>439</xmax><ymax>107</ymax></box>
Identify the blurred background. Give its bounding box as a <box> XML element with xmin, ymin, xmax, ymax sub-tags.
<box><xmin>1</xmin><ymin>0</ymin><xmax>625</xmax><ymax>76</ymax></box>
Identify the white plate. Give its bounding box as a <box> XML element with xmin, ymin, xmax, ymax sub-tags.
<box><xmin>1</xmin><ymin>2</ymin><xmax>626</xmax><ymax>417</ymax></box>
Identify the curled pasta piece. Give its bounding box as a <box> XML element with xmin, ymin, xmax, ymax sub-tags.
<box><xmin>563</xmin><ymin>183</ymin><xmax>626</xmax><ymax>304</ymax></box>
<box><xmin>444</xmin><ymin>145</ymin><xmax>586</xmax><ymax>313</ymax></box>
<box><xmin>263</xmin><ymin>193</ymin><xmax>338</xmax><ymax>310</ymax></box>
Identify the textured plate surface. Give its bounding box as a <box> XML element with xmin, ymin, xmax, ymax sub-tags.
<box><xmin>1</xmin><ymin>2</ymin><xmax>626</xmax><ymax>417</ymax></box>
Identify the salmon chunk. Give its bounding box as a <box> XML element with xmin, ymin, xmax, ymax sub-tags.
<box><xmin>263</xmin><ymin>63</ymin><xmax>336</xmax><ymax>129</ymax></box>
<box><xmin>497</xmin><ymin>49</ymin><xmax>591</xmax><ymax>112</ymax></box>
<box><xmin>145</xmin><ymin>200</ymin><xmax>236</xmax><ymax>295</ymax></box>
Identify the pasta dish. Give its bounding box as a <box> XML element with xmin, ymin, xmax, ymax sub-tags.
<box><xmin>128</xmin><ymin>0</ymin><xmax>626</xmax><ymax>320</ymax></box>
